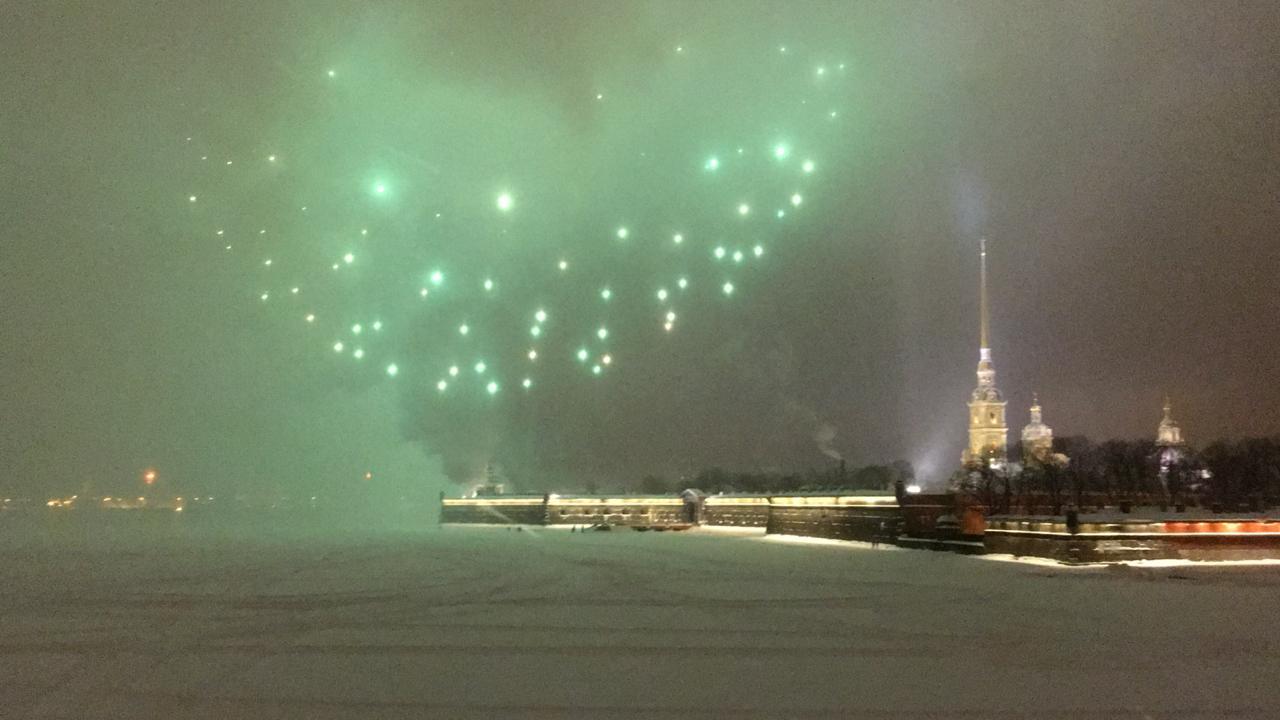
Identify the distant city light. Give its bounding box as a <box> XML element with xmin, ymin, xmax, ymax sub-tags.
<box><xmin>385</xmin><ymin>363</ymin><xmax>398</xmax><ymax>377</ymax></box>
<box><xmin>496</xmin><ymin>192</ymin><xmax>513</xmax><ymax>211</ymax></box>
<box><xmin>722</xmin><ymin>281</ymin><xmax>735</xmax><ymax>295</ymax></box>
<box><xmin>616</xmin><ymin>227</ymin><xmax>628</xmax><ymax>240</ymax></box>
<box><xmin>737</xmin><ymin>203</ymin><xmax>750</xmax><ymax>216</ymax></box>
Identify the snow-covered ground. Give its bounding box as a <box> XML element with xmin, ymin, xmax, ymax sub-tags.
<box><xmin>3</xmin><ymin>519</ymin><xmax>1280</xmax><ymax>718</ymax></box>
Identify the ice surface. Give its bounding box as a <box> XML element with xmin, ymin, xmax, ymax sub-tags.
<box><xmin>3</xmin><ymin>518</ymin><xmax>1279</xmax><ymax>718</ymax></box>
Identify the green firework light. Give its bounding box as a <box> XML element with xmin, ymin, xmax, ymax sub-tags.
<box><xmin>198</xmin><ymin>38</ymin><xmax>837</xmax><ymax>400</ymax></box>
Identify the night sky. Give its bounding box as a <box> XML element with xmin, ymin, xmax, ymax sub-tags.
<box><xmin>3</xmin><ymin>1</ymin><xmax>1278</xmax><ymax>499</ymax></box>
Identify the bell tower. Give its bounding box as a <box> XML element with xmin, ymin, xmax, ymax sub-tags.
<box><xmin>963</xmin><ymin>239</ymin><xmax>1008</xmax><ymax>467</ymax></box>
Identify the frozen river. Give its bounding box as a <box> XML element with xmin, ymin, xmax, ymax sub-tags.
<box><xmin>3</xmin><ymin>518</ymin><xmax>1279</xmax><ymax>718</ymax></box>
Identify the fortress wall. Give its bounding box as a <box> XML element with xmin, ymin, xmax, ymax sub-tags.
<box><xmin>702</xmin><ymin>496</ymin><xmax>770</xmax><ymax>527</ymax></box>
<box><xmin>764</xmin><ymin>496</ymin><xmax>901</xmax><ymax>542</ymax></box>
<box><xmin>985</xmin><ymin>517</ymin><xmax>1280</xmax><ymax>563</ymax></box>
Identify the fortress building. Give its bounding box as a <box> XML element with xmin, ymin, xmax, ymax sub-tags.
<box><xmin>1156</xmin><ymin>397</ymin><xmax>1187</xmax><ymax>471</ymax></box>
<box><xmin>1021</xmin><ymin>394</ymin><xmax>1054</xmax><ymax>464</ymax></box>
<box><xmin>963</xmin><ymin>239</ymin><xmax>1008</xmax><ymax>468</ymax></box>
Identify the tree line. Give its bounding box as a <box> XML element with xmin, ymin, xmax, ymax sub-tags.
<box><xmin>958</xmin><ymin>435</ymin><xmax>1280</xmax><ymax>515</ymax></box>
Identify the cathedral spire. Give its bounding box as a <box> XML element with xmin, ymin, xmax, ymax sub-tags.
<box><xmin>964</xmin><ymin>238</ymin><xmax>1007</xmax><ymax>468</ymax></box>
<box><xmin>979</xmin><ymin>237</ymin><xmax>990</xmax><ymax>360</ymax></box>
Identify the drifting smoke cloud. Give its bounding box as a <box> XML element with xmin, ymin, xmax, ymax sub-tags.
<box><xmin>814</xmin><ymin>422</ymin><xmax>843</xmax><ymax>462</ymax></box>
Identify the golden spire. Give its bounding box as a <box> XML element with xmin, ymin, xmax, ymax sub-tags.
<box><xmin>979</xmin><ymin>238</ymin><xmax>990</xmax><ymax>356</ymax></box>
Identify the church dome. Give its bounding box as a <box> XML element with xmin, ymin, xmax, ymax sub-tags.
<box><xmin>1156</xmin><ymin>397</ymin><xmax>1184</xmax><ymax>447</ymax></box>
<box><xmin>1021</xmin><ymin>394</ymin><xmax>1054</xmax><ymax>462</ymax></box>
